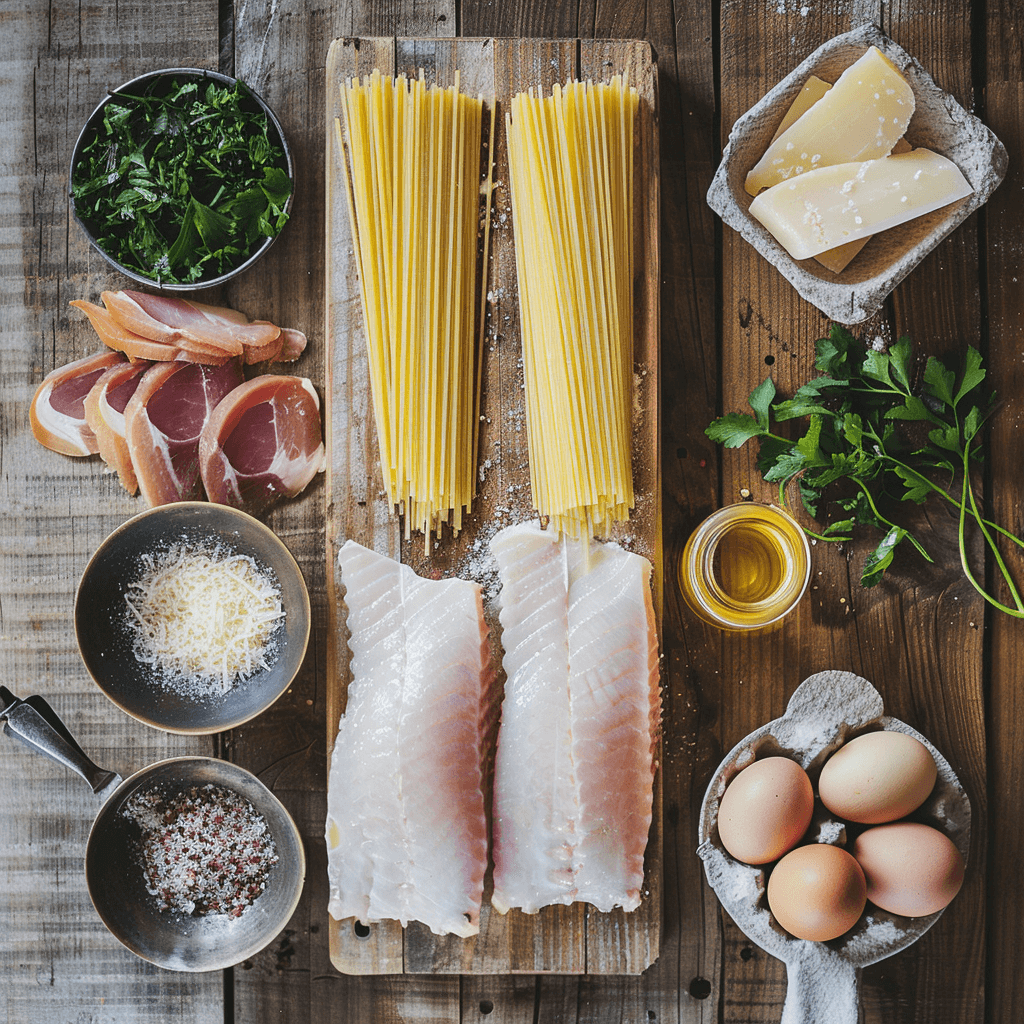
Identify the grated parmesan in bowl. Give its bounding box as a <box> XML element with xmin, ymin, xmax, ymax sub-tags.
<box><xmin>124</xmin><ymin>542</ymin><xmax>284</xmax><ymax>699</ymax></box>
<box><xmin>76</xmin><ymin>502</ymin><xmax>310</xmax><ymax>734</ymax></box>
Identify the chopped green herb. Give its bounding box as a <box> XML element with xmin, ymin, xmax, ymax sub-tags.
<box><xmin>707</xmin><ymin>325</ymin><xmax>1024</xmax><ymax>616</ymax></box>
<box><xmin>71</xmin><ymin>76</ymin><xmax>292</xmax><ymax>285</ymax></box>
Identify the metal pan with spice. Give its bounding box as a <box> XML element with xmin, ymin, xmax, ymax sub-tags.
<box><xmin>0</xmin><ymin>689</ymin><xmax>304</xmax><ymax>971</ymax></box>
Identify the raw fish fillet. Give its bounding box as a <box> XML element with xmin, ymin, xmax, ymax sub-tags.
<box><xmin>490</xmin><ymin>521</ymin><xmax>660</xmax><ymax>915</ymax></box>
<box><xmin>326</xmin><ymin>541</ymin><xmax>494</xmax><ymax>937</ymax></box>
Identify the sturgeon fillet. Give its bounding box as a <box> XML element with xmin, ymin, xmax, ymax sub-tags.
<box><xmin>490</xmin><ymin>521</ymin><xmax>660</xmax><ymax>915</ymax></box>
<box><xmin>326</xmin><ymin>541</ymin><xmax>494</xmax><ymax>937</ymax></box>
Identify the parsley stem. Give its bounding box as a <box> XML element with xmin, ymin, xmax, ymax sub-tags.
<box><xmin>851</xmin><ymin>478</ymin><xmax>903</xmax><ymax>539</ymax></box>
<box><xmin>956</xmin><ymin>449</ymin><xmax>1024</xmax><ymax>615</ymax></box>
<box><xmin>883</xmin><ymin>456</ymin><xmax>1024</xmax><ymax>551</ymax></box>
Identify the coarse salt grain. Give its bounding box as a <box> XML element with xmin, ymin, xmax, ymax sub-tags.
<box><xmin>124</xmin><ymin>783</ymin><xmax>278</xmax><ymax>918</ymax></box>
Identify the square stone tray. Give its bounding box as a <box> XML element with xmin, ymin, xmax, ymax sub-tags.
<box><xmin>707</xmin><ymin>23</ymin><xmax>1007</xmax><ymax>324</ymax></box>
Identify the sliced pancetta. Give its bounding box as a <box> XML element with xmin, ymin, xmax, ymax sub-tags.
<box><xmin>199</xmin><ymin>375</ymin><xmax>325</xmax><ymax>513</ymax></box>
<box><xmin>70</xmin><ymin>292</ymin><xmax>308</xmax><ymax>365</ymax></box>
<box><xmin>83</xmin><ymin>360</ymin><xmax>152</xmax><ymax>494</ymax></box>
<box><xmin>68</xmin><ymin>300</ymin><xmax>188</xmax><ymax>363</ymax></box>
<box><xmin>30</xmin><ymin>350</ymin><xmax>126</xmax><ymax>456</ymax></box>
<box><xmin>125</xmin><ymin>359</ymin><xmax>244</xmax><ymax>506</ymax></box>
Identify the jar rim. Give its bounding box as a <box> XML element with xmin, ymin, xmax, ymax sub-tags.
<box><xmin>679</xmin><ymin>503</ymin><xmax>811</xmax><ymax>631</ymax></box>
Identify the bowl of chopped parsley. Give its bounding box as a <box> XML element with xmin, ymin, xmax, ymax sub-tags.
<box><xmin>70</xmin><ymin>68</ymin><xmax>294</xmax><ymax>289</ymax></box>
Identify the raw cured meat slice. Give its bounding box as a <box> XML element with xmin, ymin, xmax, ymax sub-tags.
<box><xmin>135</xmin><ymin>293</ymin><xmax>307</xmax><ymax>362</ymax></box>
<box><xmin>276</xmin><ymin>328</ymin><xmax>307</xmax><ymax>363</ymax></box>
<box><xmin>326</xmin><ymin>541</ymin><xmax>494</xmax><ymax>937</ymax></box>
<box><xmin>125</xmin><ymin>359</ymin><xmax>244</xmax><ymax>506</ymax></box>
<box><xmin>102</xmin><ymin>290</ymin><xmax>250</xmax><ymax>355</ymax></box>
<box><xmin>199</xmin><ymin>376</ymin><xmax>325</xmax><ymax>514</ymax></box>
<box><xmin>83</xmin><ymin>360</ymin><xmax>151</xmax><ymax>494</ymax></box>
<box><xmin>29</xmin><ymin>350</ymin><xmax>125</xmax><ymax>456</ymax></box>
<box><xmin>70</xmin><ymin>292</ymin><xmax>307</xmax><ymax>364</ymax></box>
<box><xmin>68</xmin><ymin>300</ymin><xmax>188</xmax><ymax>362</ymax></box>
<box><xmin>490</xmin><ymin>521</ymin><xmax>660</xmax><ymax>915</ymax></box>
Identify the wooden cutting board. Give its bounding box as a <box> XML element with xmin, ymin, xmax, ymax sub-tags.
<box><xmin>324</xmin><ymin>36</ymin><xmax>660</xmax><ymax>976</ymax></box>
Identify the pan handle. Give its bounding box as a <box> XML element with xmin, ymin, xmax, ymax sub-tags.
<box><xmin>781</xmin><ymin>953</ymin><xmax>860</xmax><ymax>1024</ymax></box>
<box><xmin>0</xmin><ymin>686</ymin><xmax>121</xmax><ymax>797</ymax></box>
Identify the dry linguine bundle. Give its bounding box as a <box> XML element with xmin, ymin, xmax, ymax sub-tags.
<box><xmin>506</xmin><ymin>76</ymin><xmax>638</xmax><ymax>540</ymax></box>
<box><xmin>336</xmin><ymin>70</ymin><xmax>493</xmax><ymax>550</ymax></box>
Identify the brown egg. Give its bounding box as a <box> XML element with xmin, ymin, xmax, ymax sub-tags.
<box><xmin>767</xmin><ymin>844</ymin><xmax>867</xmax><ymax>941</ymax></box>
<box><xmin>717</xmin><ymin>756</ymin><xmax>814</xmax><ymax>865</ymax></box>
<box><xmin>852</xmin><ymin>821</ymin><xmax>965</xmax><ymax>917</ymax></box>
<box><xmin>818</xmin><ymin>731</ymin><xmax>937</xmax><ymax>824</ymax></box>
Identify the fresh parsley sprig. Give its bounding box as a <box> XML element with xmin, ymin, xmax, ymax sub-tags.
<box><xmin>706</xmin><ymin>325</ymin><xmax>1024</xmax><ymax>615</ymax></box>
<box><xmin>72</xmin><ymin>77</ymin><xmax>292</xmax><ymax>285</ymax></box>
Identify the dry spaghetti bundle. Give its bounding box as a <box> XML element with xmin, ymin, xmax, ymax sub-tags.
<box><xmin>506</xmin><ymin>76</ymin><xmax>638</xmax><ymax>540</ymax></box>
<box><xmin>336</xmin><ymin>70</ymin><xmax>492</xmax><ymax>548</ymax></box>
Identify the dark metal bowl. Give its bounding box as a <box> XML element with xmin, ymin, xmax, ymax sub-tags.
<box><xmin>86</xmin><ymin>756</ymin><xmax>305</xmax><ymax>971</ymax></box>
<box><xmin>69</xmin><ymin>67</ymin><xmax>293</xmax><ymax>291</ymax></box>
<box><xmin>75</xmin><ymin>502</ymin><xmax>310</xmax><ymax>735</ymax></box>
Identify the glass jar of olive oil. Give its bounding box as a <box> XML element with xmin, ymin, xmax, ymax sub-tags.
<box><xmin>679</xmin><ymin>503</ymin><xmax>810</xmax><ymax>632</ymax></box>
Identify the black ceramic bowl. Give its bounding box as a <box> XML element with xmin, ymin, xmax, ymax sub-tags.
<box><xmin>75</xmin><ymin>502</ymin><xmax>310</xmax><ymax>734</ymax></box>
<box><xmin>86</xmin><ymin>756</ymin><xmax>305</xmax><ymax>971</ymax></box>
<box><xmin>69</xmin><ymin>67</ymin><xmax>293</xmax><ymax>290</ymax></box>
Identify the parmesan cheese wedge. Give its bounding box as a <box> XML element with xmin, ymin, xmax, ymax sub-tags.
<box><xmin>771</xmin><ymin>75</ymin><xmax>833</xmax><ymax>139</ymax></box>
<box><xmin>770</xmin><ymin>75</ymin><xmax>914</xmax><ymax>273</ymax></box>
<box><xmin>745</xmin><ymin>46</ymin><xmax>915</xmax><ymax>196</ymax></box>
<box><xmin>812</xmin><ymin>136</ymin><xmax>914</xmax><ymax>273</ymax></box>
<box><xmin>749</xmin><ymin>149</ymin><xmax>973</xmax><ymax>261</ymax></box>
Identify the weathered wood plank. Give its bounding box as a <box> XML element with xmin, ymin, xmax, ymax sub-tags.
<box><xmin>0</xmin><ymin>2</ymin><xmax>224</xmax><ymax>1021</ymax></box>
<box><xmin>324</xmin><ymin>34</ymin><xmax>661</xmax><ymax>977</ymax></box>
<box><xmin>716</xmin><ymin>4</ymin><xmax>987</xmax><ymax>1024</ymax></box>
<box><xmin>982</xmin><ymin>2</ymin><xmax>1024</xmax><ymax>1022</ymax></box>
<box><xmin>866</xmin><ymin>9</ymin><xmax>986</xmax><ymax>1024</ymax></box>
<box><xmin>717</xmin><ymin>8</ymin><xmax>843</xmax><ymax>1022</ymax></box>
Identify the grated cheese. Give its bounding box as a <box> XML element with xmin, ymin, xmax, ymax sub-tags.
<box><xmin>125</xmin><ymin>541</ymin><xmax>284</xmax><ymax>697</ymax></box>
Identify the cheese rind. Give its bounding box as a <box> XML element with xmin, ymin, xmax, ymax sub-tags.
<box><xmin>745</xmin><ymin>46</ymin><xmax>915</xmax><ymax>196</ymax></box>
<box><xmin>749</xmin><ymin>149</ymin><xmax>973</xmax><ymax>261</ymax></box>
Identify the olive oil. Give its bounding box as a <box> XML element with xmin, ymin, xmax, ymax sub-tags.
<box><xmin>679</xmin><ymin>503</ymin><xmax>810</xmax><ymax>632</ymax></box>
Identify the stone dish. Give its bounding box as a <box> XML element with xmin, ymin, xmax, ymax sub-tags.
<box><xmin>706</xmin><ymin>24</ymin><xmax>1007</xmax><ymax>323</ymax></box>
<box><xmin>697</xmin><ymin>671</ymin><xmax>971</xmax><ymax>1024</ymax></box>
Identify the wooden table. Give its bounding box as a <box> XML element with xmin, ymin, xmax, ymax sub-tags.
<box><xmin>1</xmin><ymin>1</ymin><xmax>1019</xmax><ymax>1022</ymax></box>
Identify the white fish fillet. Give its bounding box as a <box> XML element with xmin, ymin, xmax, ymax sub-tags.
<box><xmin>326</xmin><ymin>540</ymin><xmax>493</xmax><ymax>937</ymax></box>
<box><xmin>490</xmin><ymin>521</ymin><xmax>660</xmax><ymax>915</ymax></box>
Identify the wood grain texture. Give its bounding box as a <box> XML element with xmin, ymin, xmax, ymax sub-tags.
<box><xmin>717</xmin><ymin>3</ymin><xmax>987</xmax><ymax>1023</ymax></box>
<box><xmin>982</xmin><ymin>4</ymin><xmax>1024</xmax><ymax>1024</ymax></box>
<box><xmin>324</xmin><ymin>35</ymin><xmax>661</xmax><ymax>977</ymax></box>
<box><xmin>0</xmin><ymin>2</ymin><xmax>224</xmax><ymax>1021</ymax></box>
<box><xmin>2</xmin><ymin>0</ymin><xmax>1019</xmax><ymax>1020</ymax></box>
